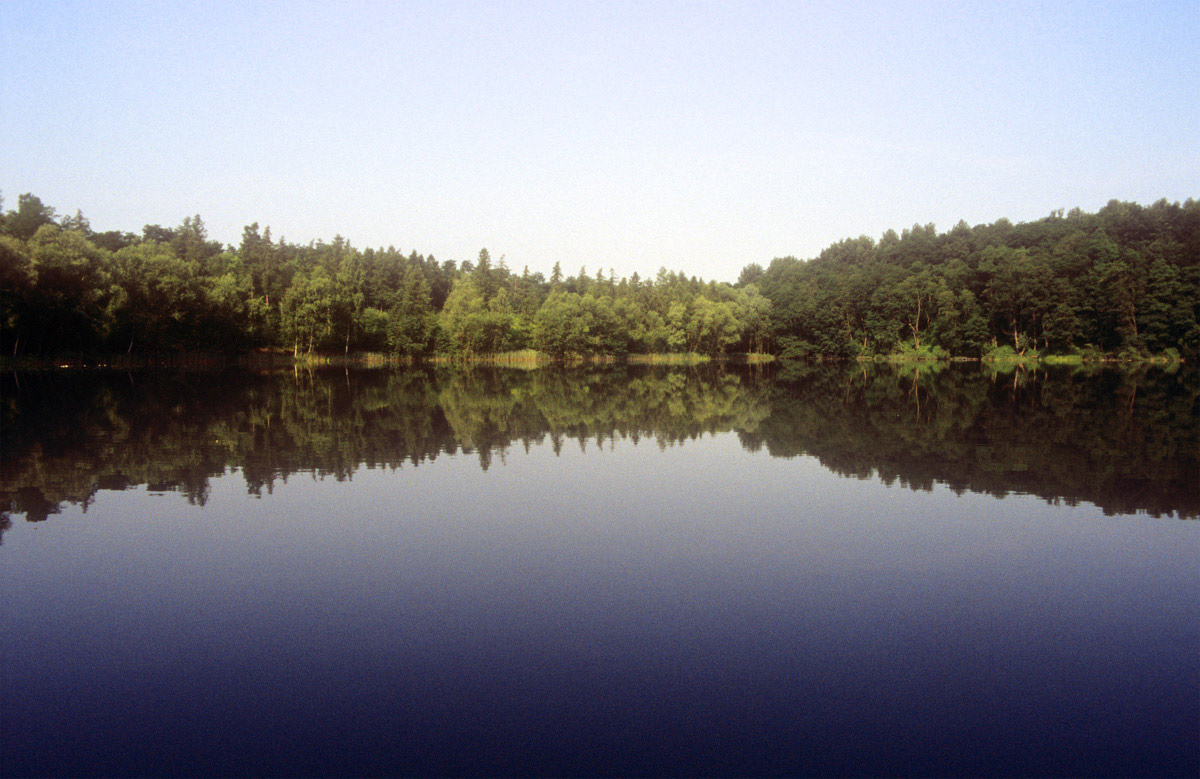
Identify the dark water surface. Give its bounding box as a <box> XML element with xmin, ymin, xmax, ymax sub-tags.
<box><xmin>2</xmin><ymin>363</ymin><xmax>1197</xmax><ymax>777</ymax></box>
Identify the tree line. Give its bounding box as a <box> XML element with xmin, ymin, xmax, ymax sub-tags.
<box><xmin>750</xmin><ymin>200</ymin><xmax>1200</xmax><ymax>360</ymax></box>
<box><xmin>1</xmin><ymin>193</ymin><xmax>1196</xmax><ymax>359</ymax></box>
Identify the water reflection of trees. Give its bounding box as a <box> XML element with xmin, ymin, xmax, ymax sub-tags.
<box><xmin>1</xmin><ymin>363</ymin><xmax>1195</xmax><ymax>532</ymax></box>
<box><xmin>749</xmin><ymin>362</ymin><xmax>1197</xmax><ymax>518</ymax></box>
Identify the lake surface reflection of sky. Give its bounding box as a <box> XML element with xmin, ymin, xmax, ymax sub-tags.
<box><xmin>4</xmin><ymin>413</ymin><xmax>1198</xmax><ymax>777</ymax></box>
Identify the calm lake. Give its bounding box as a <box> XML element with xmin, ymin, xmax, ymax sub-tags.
<box><xmin>2</xmin><ymin>363</ymin><xmax>1197</xmax><ymax>777</ymax></box>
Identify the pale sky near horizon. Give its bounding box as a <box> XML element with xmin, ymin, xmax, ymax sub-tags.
<box><xmin>3</xmin><ymin>1</ymin><xmax>1197</xmax><ymax>281</ymax></box>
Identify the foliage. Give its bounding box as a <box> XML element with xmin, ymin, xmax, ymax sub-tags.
<box><xmin>752</xmin><ymin>199</ymin><xmax>1200</xmax><ymax>361</ymax></box>
<box><xmin>888</xmin><ymin>340</ymin><xmax>950</xmax><ymax>361</ymax></box>
<box><xmin>1</xmin><ymin>194</ymin><xmax>1196</xmax><ymax>362</ymax></box>
<box><xmin>983</xmin><ymin>345</ymin><xmax>1042</xmax><ymax>365</ymax></box>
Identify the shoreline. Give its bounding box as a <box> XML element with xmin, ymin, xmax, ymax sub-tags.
<box><xmin>1</xmin><ymin>349</ymin><xmax>1187</xmax><ymax>372</ymax></box>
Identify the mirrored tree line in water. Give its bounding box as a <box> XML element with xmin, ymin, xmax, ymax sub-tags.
<box><xmin>2</xmin><ymin>194</ymin><xmax>1198</xmax><ymax>360</ymax></box>
<box><xmin>2</xmin><ymin>364</ymin><xmax>1196</xmax><ymax>535</ymax></box>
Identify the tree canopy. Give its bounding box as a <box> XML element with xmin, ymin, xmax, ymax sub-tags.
<box><xmin>1</xmin><ymin>195</ymin><xmax>1196</xmax><ymax>359</ymax></box>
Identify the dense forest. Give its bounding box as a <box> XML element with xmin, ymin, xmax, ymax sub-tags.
<box><xmin>1</xmin><ymin>193</ymin><xmax>1197</xmax><ymax>359</ymax></box>
<box><xmin>2</xmin><ymin>363</ymin><xmax>1196</xmax><ymax>532</ymax></box>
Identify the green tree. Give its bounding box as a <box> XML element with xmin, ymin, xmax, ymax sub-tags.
<box><xmin>0</xmin><ymin>236</ymin><xmax>35</xmax><ymax>355</ymax></box>
<box><xmin>3</xmin><ymin>194</ymin><xmax>58</xmax><ymax>240</ymax></box>
<box><xmin>388</xmin><ymin>266</ymin><xmax>438</xmax><ymax>356</ymax></box>
<box><xmin>282</xmin><ymin>268</ymin><xmax>337</xmax><ymax>354</ymax></box>
<box><xmin>24</xmin><ymin>225</ymin><xmax>118</xmax><ymax>351</ymax></box>
<box><xmin>111</xmin><ymin>241</ymin><xmax>205</xmax><ymax>351</ymax></box>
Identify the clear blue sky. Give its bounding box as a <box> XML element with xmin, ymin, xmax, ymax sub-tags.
<box><xmin>3</xmin><ymin>1</ymin><xmax>1197</xmax><ymax>281</ymax></box>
